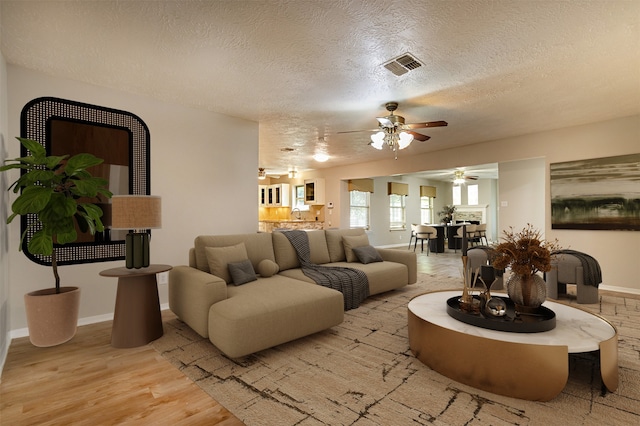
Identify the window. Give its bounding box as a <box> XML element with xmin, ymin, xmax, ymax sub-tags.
<box><xmin>452</xmin><ymin>185</ymin><xmax>462</xmax><ymax>205</ymax></box>
<box><xmin>350</xmin><ymin>190</ymin><xmax>370</xmax><ymax>228</ymax></box>
<box><xmin>293</xmin><ymin>185</ymin><xmax>309</xmax><ymax>211</ymax></box>
<box><xmin>389</xmin><ymin>194</ymin><xmax>406</xmax><ymax>230</ymax></box>
<box><xmin>467</xmin><ymin>184</ymin><xmax>479</xmax><ymax>205</ymax></box>
<box><xmin>420</xmin><ymin>196</ymin><xmax>433</xmax><ymax>224</ymax></box>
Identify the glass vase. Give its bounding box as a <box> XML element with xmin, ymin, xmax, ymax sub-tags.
<box><xmin>506</xmin><ymin>273</ymin><xmax>547</xmax><ymax>308</ymax></box>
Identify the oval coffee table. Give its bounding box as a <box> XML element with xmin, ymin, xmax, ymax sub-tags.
<box><xmin>408</xmin><ymin>290</ymin><xmax>618</xmax><ymax>401</ymax></box>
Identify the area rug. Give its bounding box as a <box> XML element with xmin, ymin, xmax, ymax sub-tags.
<box><xmin>152</xmin><ymin>273</ymin><xmax>640</xmax><ymax>425</ymax></box>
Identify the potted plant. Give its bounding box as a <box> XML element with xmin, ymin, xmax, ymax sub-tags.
<box><xmin>1</xmin><ymin>137</ymin><xmax>112</xmax><ymax>346</ymax></box>
<box><xmin>492</xmin><ymin>224</ymin><xmax>560</xmax><ymax>309</ymax></box>
<box><xmin>438</xmin><ymin>205</ymin><xmax>456</xmax><ymax>224</ymax></box>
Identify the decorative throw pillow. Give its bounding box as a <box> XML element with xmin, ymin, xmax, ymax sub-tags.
<box><xmin>342</xmin><ymin>234</ymin><xmax>370</xmax><ymax>262</ymax></box>
<box><xmin>257</xmin><ymin>259</ymin><xmax>280</xmax><ymax>277</ymax></box>
<box><xmin>205</xmin><ymin>243</ymin><xmax>249</xmax><ymax>284</ymax></box>
<box><xmin>352</xmin><ymin>245</ymin><xmax>383</xmax><ymax>264</ymax></box>
<box><xmin>228</xmin><ymin>259</ymin><xmax>258</xmax><ymax>285</ymax></box>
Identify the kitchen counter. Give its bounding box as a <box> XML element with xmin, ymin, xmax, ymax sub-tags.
<box><xmin>258</xmin><ymin>220</ymin><xmax>325</xmax><ymax>232</ymax></box>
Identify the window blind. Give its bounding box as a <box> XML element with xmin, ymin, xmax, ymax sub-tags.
<box><xmin>387</xmin><ymin>182</ymin><xmax>409</xmax><ymax>196</ymax></box>
<box><xmin>420</xmin><ymin>185</ymin><xmax>436</xmax><ymax>198</ymax></box>
<box><xmin>348</xmin><ymin>178</ymin><xmax>374</xmax><ymax>193</ymax></box>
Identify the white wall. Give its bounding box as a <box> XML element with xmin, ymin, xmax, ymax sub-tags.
<box><xmin>0</xmin><ymin>49</ymin><xmax>11</xmax><ymax>371</ymax></box>
<box><xmin>5</xmin><ymin>66</ymin><xmax>259</xmax><ymax>332</ymax></box>
<box><xmin>307</xmin><ymin>115</ymin><xmax>640</xmax><ymax>293</ymax></box>
<box><xmin>497</xmin><ymin>158</ymin><xmax>546</xmax><ymax>234</ymax></box>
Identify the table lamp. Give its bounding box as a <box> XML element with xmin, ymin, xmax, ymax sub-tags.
<box><xmin>111</xmin><ymin>195</ymin><xmax>162</xmax><ymax>269</ymax></box>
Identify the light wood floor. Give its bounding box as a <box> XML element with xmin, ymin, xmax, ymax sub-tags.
<box><xmin>0</xmin><ymin>309</ymin><xmax>244</xmax><ymax>425</ymax></box>
<box><xmin>1</xmin><ymin>248</ymin><xmax>632</xmax><ymax>425</ymax></box>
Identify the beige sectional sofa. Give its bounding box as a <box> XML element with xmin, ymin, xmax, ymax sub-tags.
<box><xmin>169</xmin><ymin>228</ymin><xmax>417</xmax><ymax>358</ymax></box>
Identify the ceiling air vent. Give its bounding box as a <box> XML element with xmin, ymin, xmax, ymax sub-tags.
<box><xmin>383</xmin><ymin>53</ymin><xmax>423</xmax><ymax>76</ymax></box>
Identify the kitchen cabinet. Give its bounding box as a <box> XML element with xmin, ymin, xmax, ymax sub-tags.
<box><xmin>304</xmin><ymin>178</ymin><xmax>325</xmax><ymax>205</ymax></box>
<box><xmin>258</xmin><ymin>185</ymin><xmax>268</xmax><ymax>207</ymax></box>
<box><xmin>266</xmin><ymin>183</ymin><xmax>290</xmax><ymax>207</ymax></box>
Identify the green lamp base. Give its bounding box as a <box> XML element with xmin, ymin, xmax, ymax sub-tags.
<box><xmin>125</xmin><ymin>232</ymin><xmax>150</xmax><ymax>269</ymax></box>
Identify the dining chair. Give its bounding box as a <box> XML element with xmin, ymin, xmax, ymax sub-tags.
<box><xmin>408</xmin><ymin>224</ymin><xmax>418</xmax><ymax>250</ymax></box>
<box><xmin>475</xmin><ymin>223</ymin><xmax>488</xmax><ymax>245</ymax></box>
<box><xmin>414</xmin><ymin>225</ymin><xmax>437</xmax><ymax>255</ymax></box>
<box><xmin>454</xmin><ymin>224</ymin><xmax>477</xmax><ymax>252</ymax></box>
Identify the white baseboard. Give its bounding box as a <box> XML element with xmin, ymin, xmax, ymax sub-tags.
<box><xmin>599</xmin><ymin>284</ymin><xmax>640</xmax><ymax>296</ymax></box>
<box><xmin>9</xmin><ymin>303</ymin><xmax>170</xmax><ymax>340</ymax></box>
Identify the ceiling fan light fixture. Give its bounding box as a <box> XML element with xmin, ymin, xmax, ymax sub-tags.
<box><xmin>288</xmin><ymin>169</ymin><xmax>297</xmax><ymax>178</ymax></box>
<box><xmin>398</xmin><ymin>131</ymin><xmax>413</xmax><ymax>149</ymax></box>
<box><xmin>370</xmin><ymin>132</ymin><xmax>385</xmax><ymax>149</ymax></box>
<box><xmin>258</xmin><ymin>167</ymin><xmax>266</xmax><ymax>180</ymax></box>
<box><xmin>454</xmin><ymin>170</ymin><xmax>466</xmax><ymax>185</ymax></box>
<box><xmin>345</xmin><ymin>101</ymin><xmax>447</xmax><ymax>159</ymax></box>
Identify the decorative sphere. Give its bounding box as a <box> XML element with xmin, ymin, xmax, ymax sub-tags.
<box><xmin>485</xmin><ymin>297</ymin><xmax>507</xmax><ymax>317</ymax></box>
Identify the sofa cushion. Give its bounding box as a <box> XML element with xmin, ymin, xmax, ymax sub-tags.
<box><xmin>278</xmin><ymin>260</ymin><xmax>408</xmax><ymax>296</ymax></box>
<box><xmin>195</xmin><ymin>233</ymin><xmax>275</xmax><ymax>273</ymax></box>
<box><xmin>228</xmin><ymin>259</ymin><xmax>258</xmax><ymax>285</ymax></box>
<box><xmin>352</xmin><ymin>245</ymin><xmax>383</xmax><ymax>264</ymax></box>
<box><xmin>326</xmin><ymin>261</ymin><xmax>409</xmax><ymax>295</ymax></box>
<box><xmin>272</xmin><ymin>230</ymin><xmax>331</xmax><ymax>271</ymax></box>
<box><xmin>342</xmin><ymin>234</ymin><xmax>370</xmax><ymax>262</ymax></box>
<box><xmin>209</xmin><ymin>275</ymin><xmax>344</xmax><ymax>358</ymax></box>
<box><xmin>325</xmin><ymin>228</ymin><xmax>366</xmax><ymax>262</ymax></box>
<box><xmin>257</xmin><ymin>259</ymin><xmax>279</xmax><ymax>277</ymax></box>
<box><xmin>205</xmin><ymin>243</ymin><xmax>249</xmax><ymax>284</ymax></box>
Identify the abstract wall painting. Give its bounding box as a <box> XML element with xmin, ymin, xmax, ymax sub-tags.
<box><xmin>550</xmin><ymin>153</ymin><xmax>640</xmax><ymax>231</ymax></box>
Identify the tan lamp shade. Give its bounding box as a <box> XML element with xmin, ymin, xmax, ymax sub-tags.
<box><xmin>111</xmin><ymin>195</ymin><xmax>162</xmax><ymax>230</ymax></box>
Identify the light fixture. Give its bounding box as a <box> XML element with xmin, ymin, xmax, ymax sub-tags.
<box><xmin>288</xmin><ymin>169</ymin><xmax>297</xmax><ymax>178</ymax></box>
<box><xmin>370</xmin><ymin>129</ymin><xmax>414</xmax><ymax>159</ymax></box>
<box><xmin>454</xmin><ymin>170</ymin><xmax>466</xmax><ymax>185</ymax></box>
<box><xmin>313</xmin><ymin>137</ymin><xmax>330</xmax><ymax>162</ymax></box>
<box><xmin>258</xmin><ymin>167</ymin><xmax>266</xmax><ymax>180</ymax></box>
<box><xmin>313</xmin><ymin>153</ymin><xmax>329</xmax><ymax>162</ymax></box>
<box><xmin>111</xmin><ymin>195</ymin><xmax>162</xmax><ymax>269</ymax></box>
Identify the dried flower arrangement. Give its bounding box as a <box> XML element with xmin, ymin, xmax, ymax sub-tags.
<box><xmin>492</xmin><ymin>224</ymin><xmax>561</xmax><ymax>277</ymax></box>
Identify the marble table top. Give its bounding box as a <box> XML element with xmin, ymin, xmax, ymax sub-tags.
<box><xmin>408</xmin><ymin>290</ymin><xmax>616</xmax><ymax>353</ymax></box>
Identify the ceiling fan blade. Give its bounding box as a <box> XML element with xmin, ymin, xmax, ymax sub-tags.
<box><xmin>407</xmin><ymin>131</ymin><xmax>430</xmax><ymax>142</ymax></box>
<box><xmin>404</xmin><ymin>120</ymin><xmax>448</xmax><ymax>130</ymax></box>
<box><xmin>336</xmin><ymin>128</ymin><xmax>380</xmax><ymax>134</ymax></box>
<box><xmin>466</xmin><ymin>176</ymin><xmax>479</xmax><ymax>180</ymax></box>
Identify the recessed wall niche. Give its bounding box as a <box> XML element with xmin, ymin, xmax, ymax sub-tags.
<box><xmin>20</xmin><ymin>97</ymin><xmax>151</xmax><ymax>266</ymax></box>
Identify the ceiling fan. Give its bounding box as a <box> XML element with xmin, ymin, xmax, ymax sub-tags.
<box><xmin>258</xmin><ymin>167</ymin><xmax>285</xmax><ymax>180</ymax></box>
<box><xmin>453</xmin><ymin>170</ymin><xmax>478</xmax><ymax>184</ymax></box>
<box><xmin>338</xmin><ymin>102</ymin><xmax>448</xmax><ymax>158</ymax></box>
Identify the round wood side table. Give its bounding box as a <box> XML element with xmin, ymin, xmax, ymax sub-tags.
<box><xmin>100</xmin><ymin>264</ymin><xmax>172</xmax><ymax>348</ymax></box>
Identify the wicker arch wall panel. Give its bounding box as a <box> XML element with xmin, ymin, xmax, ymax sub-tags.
<box><xmin>20</xmin><ymin>97</ymin><xmax>151</xmax><ymax>266</ymax></box>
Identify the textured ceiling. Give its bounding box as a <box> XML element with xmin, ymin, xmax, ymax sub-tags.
<box><xmin>1</xmin><ymin>0</ymin><xmax>639</xmax><ymax>178</ymax></box>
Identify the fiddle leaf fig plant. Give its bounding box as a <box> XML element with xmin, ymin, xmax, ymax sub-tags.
<box><xmin>0</xmin><ymin>137</ymin><xmax>113</xmax><ymax>292</ymax></box>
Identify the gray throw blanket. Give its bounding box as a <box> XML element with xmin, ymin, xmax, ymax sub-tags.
<box><xmin>552</xmin><ymin>249</ymin><xmax>602</xmax><ymax>287</ymax></box>
<box><xmin>280</xmin><ymin>230</ymin><xmax>370</xmax><ymax>310</ymax></box>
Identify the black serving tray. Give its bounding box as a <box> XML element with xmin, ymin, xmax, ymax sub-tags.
<box><xmin>446</xmin><ymin>295</ymin><xmax>556</xmax><ymax>333</ymax></box>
